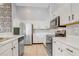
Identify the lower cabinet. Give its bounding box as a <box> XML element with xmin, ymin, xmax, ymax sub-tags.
<box><xmin>52</xmin><ymin>40</ymin><xmax>74</xmax><ymax>56</ymax></box>
<box><xmin>12</xmin><ymin>39</ymin><xmax>18</xmax><ymax>56</ymax></box>
<box><xmin>0</xmin><ymin>42</ymin><xmax>13</xmax><ymax>56</ymax></box>
<box><xmin>0</xmin><ymin>48</ymin><xmax>12</xmax><ymax>56</ymax></box>
<box><xmin>53</xmin><ymin>40</ymin><xmax>63</xmax><ymax>56</ymax></box>
<box><xmin>33</xmin><ymin>33</ymin><xmax>46</xmax><ymax>43</ymax></box>
<box><xmin>0</xmin><ymin>39</ymin><xmax>18</xmax><ymax>56</ymax></box>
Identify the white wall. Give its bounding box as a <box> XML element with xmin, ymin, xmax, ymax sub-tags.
<box><xmin>16</xmin><ymin>6</ymin><xmax>50</xmax><ymax>29</ymax></box>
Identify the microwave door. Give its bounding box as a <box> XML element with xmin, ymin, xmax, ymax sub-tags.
<box><xmin>50</xmin><ymin>16</ymin><xmax>60</xmax><ymax>29</ymax></box>
<box><xmin>54</xmin><ymin>17</ymin><xmax>58</xmax><ymax>28</ymax></box>
<box><xmin>51</xmin><ymin>20</ymin><xmax>57</xmax><ymax>28</ymax></box>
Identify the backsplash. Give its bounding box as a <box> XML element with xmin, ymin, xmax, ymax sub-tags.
<box><xmin>66</xmin><ymin>24</ymin><xmax>79</xmax><ymax>36</ymax></box>
<box><xmin>0</xmin><ymin>3</ymin><xmax>12</xmax><ymax>33</ymax></box>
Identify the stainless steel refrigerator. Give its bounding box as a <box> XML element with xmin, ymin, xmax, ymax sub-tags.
<box><xmin>20</xmin><ymin>23</ymin><xmax>33</xmax><ymax>44</ymax></box>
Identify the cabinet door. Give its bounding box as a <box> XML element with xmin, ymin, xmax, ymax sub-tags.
<box><xmin>33</xmin><ymin>33</ymin><xmax>44</xmax><ymax>43</ymax></box>
<box><xmin>53</xmin><ymin>40</ymin><xmax>57</xmax><ymax>56</ymax></box>
<box><xmin>59</xmin><ymin>4</ymin><xmax>71</xmax><ymax>25</ymax></box>
<box><xmin>0</xmin><ymin>50</ymin><xmax>12</xmax><ymax>56</ymax></box>
<box><xmin>53</xmin><ymin>40</ymin><xmax>63</xmax><ymax>56</ymax></box>
<box><xmin>13</xmin><ymin>39</ymin><xmax>18</xmax><ymax>56</ymax></box>
<box><xmin>60</xmin><ymin>43</ymin><xmax>73</xmax><ymax>56</ymax></box>
<box><xmin>0</xmin><ymin>48</ymin><xmax>12</xmax><ymax>56</ymax></box>
<box><xmin>49</xmin><ymin>4</ymin><xmax>53</xmax><ymax>20</ymax></box>
<box><xmin>72</xmin><ymin>3</ymin><xmax>79</xmax><ymax>23</ymax></box>
<box><xmin>0</xmin><ymin>43</ymin><xmax>12</xmax><ymax>56</ymax></box>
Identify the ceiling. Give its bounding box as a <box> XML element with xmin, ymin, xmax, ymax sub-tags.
<box><xmin>15</xmin><ymin>3</ymin><xmax>50</xmax><ymax>8</ymax></box>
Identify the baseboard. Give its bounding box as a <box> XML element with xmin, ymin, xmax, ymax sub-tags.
<box><xmin>24</xmin><ymin>44</ymin><xmax>32</xmax><ymax>46</ymax></box>
<box><xmin>24</xmin><ymin>43</ymin><xmax>43</xmax><ymax>46</ymax></box>
<box><xmin>32</xmin><ymin>43</ymin><xmax>43</xmax><ymax>44</ymax></box>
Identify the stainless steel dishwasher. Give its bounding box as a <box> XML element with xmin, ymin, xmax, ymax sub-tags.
<box><xmin>18</xmin><ymin>36</ymin><xmax>24</xmax><ymax>56</ymax></box>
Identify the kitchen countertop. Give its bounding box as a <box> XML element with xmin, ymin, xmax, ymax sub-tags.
<box><xmin>0</xmin><ymin>35</ymin><xmax>24</xmax><ymax>47</ymax></box>
<box><xmin>53</xmin><ymin>36</ymin><xmax>79</xmax><ymax>50</ymax></box>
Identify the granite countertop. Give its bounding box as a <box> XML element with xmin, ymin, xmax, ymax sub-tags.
<box><xmin>0</xmin><ymin>35</ymin><xmax>24</xmax><ymax>46</ymax></box>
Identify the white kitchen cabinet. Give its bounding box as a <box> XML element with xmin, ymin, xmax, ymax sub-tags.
<box><xmin>59</xmin><ymin>4</ymin><xmax>71</xmax><ymax>25</ymax></box>
<box><xmin>0</xmin><ymin>39</ymin><xmax>18</xmax><ymax>56</ymax></box>
<box><xmin>53</xmin><ymin>39</ymin><xmax>63</xmax><ymax>56</ymax></box>
<box><xmin>60</xmin><ymin>42</ymin><xmax>73</xmax><ymax>56</ymax></box>
<box><xmin>71</xmin><ymin>3</ymin><xmax>79</xmax><ymax>23</ymax></box>
<box><xmin>59</xmin><ymin>3</ymin><xmax>79</xmax><ymax>25</ymax></box>
<box><xmin>50</xmin><ymin>3</ymin><xmax>79</xmax><ymax>26</ymax></box>
<box><xmin>49</xmin><ymin>3</ymin><xmax>66</xmax><ymax>20</ymax></box>
<box><xmin>63</xmin><ymin>44</ymin><xmax>79</xmax><ymax>56</ymax></box>
<box><xmin>53</xmin><ymin>37</ymin><xmax>79</xmax><ymax>56</ymax></box>
<box><xmin>53</xmin><ymin>38</ymin><xmax>73</xmax><ymax>56</ymax></box>
<box><xmin>12</xmin><ymin>39</ymin><xmax>18</xmax><ymax>56</ymax></box>
<box><xmin>33</xmin><ymin>33</ymin><xmax>41</xmax><ymax>43</ymax></box>
<box><xmin>0</xmin><ymin>42</ymin><xmax>13</xmax><ymax>56</ymax></box>
<box><xmin>33</xmin><ymin>33</ymin><xmax>46</xmax><ymax>43</ymax></box>
<box><xmin>0</xmin><ymin>48</ymin><xmax>12</xmax><ymax>56</ymax></box>
<box><xmin>62</xmin><ymin>49</ymin><xmax>73</xmax><ymax>56</ymax></box>
<box><xmin>50</xmin><ymin>4</ymin><xmax>72</xmax><ymax>25</ymax></box>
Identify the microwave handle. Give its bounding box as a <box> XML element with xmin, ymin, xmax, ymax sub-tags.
<box><xmin>72</xmin><ymin>14</ymin><xmax>74</xmax><ymax>20</ymax></box>
<box><xmin>69</xmin><ymin>16</ymin><xmax>70</xmax><ymax>21</ymax></box>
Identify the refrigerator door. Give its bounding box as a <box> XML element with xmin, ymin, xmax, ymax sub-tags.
<box><xmin>25</xmin><ymin>24</ymin><xmax>32</xmax><ymax>44</ymax></box>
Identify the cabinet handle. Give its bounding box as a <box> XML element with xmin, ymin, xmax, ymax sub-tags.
<box><xmin>72</xmin><ymin>14</ymin><xmax>74</xmax><ymax>20</ymax></box>
<box><xmin>58</xmin><ymin>48</ymin><xmax>60</xmax><ymax>50</ymax></box>
<box><xmin>69</xmin><ymin>16</ymin><xmax>70</xmax><ymax>21</ymax></box>
<box><xmin>11</xmin><ymin>48</ymin><xmax>13</xmax><ymax>50</ymax></box>
<box><xmin>61</xmin><ymin>49</ymin><xmax>63</xmax><ymax>52</ymax></box>
<box><xmin>14</xmin><ymin>46</ymin><xmax>15</xmax><ymax>48</ymax></box>
<box><xmin>66</xmin><ymin>48</ymin><xmax>73</xmax><ymax>53</ymax></box>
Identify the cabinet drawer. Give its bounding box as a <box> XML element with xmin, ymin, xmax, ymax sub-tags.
<box><xmin>0</xmin><ymin>42</ymin><xmax>12</xmax><ymax>54</ymax></box>
<box><xmin>64</xmin><ymin>45</ymin><xmax>79</xmax><ymax>56</ymax></box>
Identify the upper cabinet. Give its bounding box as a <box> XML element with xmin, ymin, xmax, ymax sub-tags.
<box><xmin>71</xmin><ymin>3</ymin><xmax>79</xmax><ymax>23</ymax></box>
<box><xmin>49</xmin><ymin>3</ymin><xmax>66</xmax><ymax>21</ymax></box>
<box><xmin>59</xmin><ymin>4</ymin><xmax>71</xmax><ymax>25</ymax></box>
<box><xmin>50</xmin><ymin>3</ymin><xmax>79</xmax><ymax>26</ymax></box>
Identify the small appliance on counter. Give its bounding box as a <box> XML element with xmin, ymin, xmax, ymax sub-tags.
<box><xmin>13</xmin><ymin>27</ymin><xmax>20</xmax><ymax>35</ymax></box>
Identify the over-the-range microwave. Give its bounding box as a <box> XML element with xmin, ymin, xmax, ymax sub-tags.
<box><xmin>50</xmin><ymin>16</ymin><xmax>66</xmax><ymax>29</ymax></box>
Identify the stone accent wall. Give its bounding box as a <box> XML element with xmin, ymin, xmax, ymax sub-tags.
<box><xmin>0</xmin><ymin>3</ymin><xmax>12</xmax><ymax>33</ymax></box>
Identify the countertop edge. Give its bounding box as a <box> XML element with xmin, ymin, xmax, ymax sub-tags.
<box><xmin>0</xmin><ymin>35</ymin><xmax>24</xmax><ymax>47</ymax></box>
